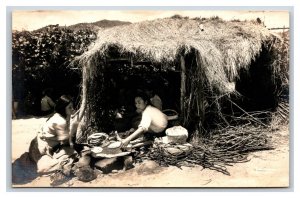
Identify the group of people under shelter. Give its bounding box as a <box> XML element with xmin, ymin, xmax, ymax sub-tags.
<box><xmin>28</xmin><ymin>85</ymin><xmax>169</xmax><ymax>175</ymax></box>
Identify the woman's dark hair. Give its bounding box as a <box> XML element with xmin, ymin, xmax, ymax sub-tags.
<box><xmin>135</xmin><ymin>91</ymin><xmax>150</xmax><ymax>105</ymax></box>
<box><xmin>55</xmin><ymin>95</ymin><xmax>73</xmax><ymax>118</ymax></box>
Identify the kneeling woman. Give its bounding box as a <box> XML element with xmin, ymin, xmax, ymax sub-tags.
<box><xmin>29</xmin><ymin>95</ymin><xmax>75</xmax><ymax>174</ymax></box>
<box><xmin>120</xmin><ymin>92</ymin><xmax>168</xmax><ymax>148</ymax></box>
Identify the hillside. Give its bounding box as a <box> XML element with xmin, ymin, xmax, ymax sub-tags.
<box><xmin>68</xmin><ymin>19</ymin><xmax>131</xmax><ymax>31</ymax></box>
<box><xmin>33</xmin><ymin>19</ymin><xmax>131</xmax><ymax>33</ymax></box>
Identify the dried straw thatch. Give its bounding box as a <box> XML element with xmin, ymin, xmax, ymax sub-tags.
<box><xmin>79</xmin><ymin>17</ymin><xmax>272</xmax><ymax>93</ymax></box>
<box><xmin>74</xmin><ymin>17</ymin><xmax>283</xmax><ymax>142</ymax></box>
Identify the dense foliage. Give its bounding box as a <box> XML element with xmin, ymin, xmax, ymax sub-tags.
<box><xmin>12</xmin><ymin>25</ymin><xmax>97</xmax><ymax>115</ymax></box>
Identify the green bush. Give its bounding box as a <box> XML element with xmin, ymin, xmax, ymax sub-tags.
<box><xmin>12</xmin><ymin>25</ymin><xmax>97</xmax><ymax>115</ymax></box>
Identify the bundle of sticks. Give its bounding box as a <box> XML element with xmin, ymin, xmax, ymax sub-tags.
<box><xmin>147</xmin><ymin>124</ymin><xmax>273</xmax><ymax>175</ymax></box>
<box><xmin>276</xmin><ymin>102</ymin><xmax>289</xmax><ymax>121</ymax></box>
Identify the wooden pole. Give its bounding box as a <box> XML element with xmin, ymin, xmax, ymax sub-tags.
<box><xmin>196</xmin><ymin>52</ymin><xmax>205</xmax><ymax>134</ymax></box>
<box><xmin>79</xmin><ymin>63</ymin><xmax>87</xmax><ymax>119</ymax></box>
<box><xmin>130</xmin><ymin>55</ymin><xmax>134</xmax><ymax>67</ymax></box>
<box><xmin>180</xmin><ymin>55</ymin><xmax>186</xmax><ymax>119</ymax></box>
<box><xmin>73</xmin><ymin>62</ymin><xmax>88</xmax><ymax>143</ymax></box>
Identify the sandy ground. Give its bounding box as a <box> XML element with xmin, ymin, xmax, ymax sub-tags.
<box><xmin>11</xmin><ymin>117</ymin><xmax>289</xmax><ymax>188</ymax></box>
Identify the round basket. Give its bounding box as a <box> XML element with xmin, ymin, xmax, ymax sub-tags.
<box><xmin>87</xmin><ymin>133</ymin><xmax>109</xmax><ymax>146</ymax></box>
<box><xmin>165</xmin><ymin>126</ymin><xmax>188</xmax><ymax>144</ymax></box>
<box><xmin>163</xmin><ymin>109</ymin><xmax>178</xmax><ymax>121</ymax></box>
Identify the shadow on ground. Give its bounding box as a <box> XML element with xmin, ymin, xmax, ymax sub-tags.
<box><xmin>12</xmin><ymin>152</ymin><xmax>38</xmax><ymax>185</ymax></box>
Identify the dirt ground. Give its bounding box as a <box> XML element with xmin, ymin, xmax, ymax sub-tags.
<box><xmin>11</xmin><ymin>117</ymin><xmax>289</xmax><ymax>188</ymax></box>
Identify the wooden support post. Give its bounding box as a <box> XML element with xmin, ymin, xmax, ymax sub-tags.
<box><xmin>195</xmin><ymin>52</ymin><xmax>206</xmax><ymax>134</ymax></box>
<box><xmin>130</xmin><ymin>55</ymin><xmax>134</xmax><ymax>67</ymax></box>
<box><xmin>180</xmin><ymin>55</ymin><xmax>186</xmax><ymax>118</ymax></box>
<box><xmin>74</xmin><ymin>63</ymin><xmax>88</xmax><ymax>143</ymax></box>
<box><xmin>79</xmin><ymin>63</ymin><xmax>87</xmax><ymax>119</ymax></box>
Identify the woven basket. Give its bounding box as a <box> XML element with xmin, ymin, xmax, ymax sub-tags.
<box><xmin>87</xmin><ymin>133</ymin><xmax>109</xmax><ymax>146</ymax></box>
<box><xmin>165</xmin><ymin>126</ymin><xmax>188</xmax><ymax>144</ymax></box>
<box><xmin>163</xmin><ymin>109</ymin><xmax>178</xmax><ymax>121</ymax></box>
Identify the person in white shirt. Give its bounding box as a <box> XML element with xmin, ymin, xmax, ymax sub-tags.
<box><xmin>29</xmin><ymin>95</ymin><xmax>75</xmax><ymax>173</ymax></box>
<box><xmin>120</xmin><ymin>92</ymin><xmax>168</xmax><ymax>148</ymax></box>
<box><xmin>40</xmin><ymin>89</ymin><xmax>56</xmax><ymax>116</ymax></box>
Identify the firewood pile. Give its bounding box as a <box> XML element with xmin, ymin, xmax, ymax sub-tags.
<box><xmin>275</xmin><ymin>101</ymin><xmax>289</xmax><ymax>123</ymax></box>
<box><xmin>146</xmin><ymin>124</ymin><xmax>274</xmax><ymax>175</ymax></box>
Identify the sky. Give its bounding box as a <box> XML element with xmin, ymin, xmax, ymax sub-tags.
<box><xmin>12</xmin><ymin>10</ymin><xmax>289</xmax><ymax>31</ymax></box>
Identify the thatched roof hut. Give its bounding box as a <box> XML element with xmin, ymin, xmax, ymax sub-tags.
<box><xmin>73</xmin><ymin>17</ymin><xmax>284</xmax><ymax>143</ymax></box>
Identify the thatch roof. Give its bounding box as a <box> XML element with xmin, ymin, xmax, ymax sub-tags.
<box><xmin>78</xmin><ymin>17</ymin><xmax>275</xmax><ymax>93</ymax></box>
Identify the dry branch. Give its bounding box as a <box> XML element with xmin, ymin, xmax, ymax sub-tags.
<box><xmin>147</xmin><ymin>123</ymin><xmax>273</xmax><ymax>175</ymax></box>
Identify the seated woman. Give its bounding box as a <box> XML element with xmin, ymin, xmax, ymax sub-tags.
<box><xmin>29</xmin><ymin>95</ymin><xmax>76</xmax><ymax>174</ymax></box>
<box><xmin>120</xmin><ymin>92</ymin><xmax>168</xmax><ymax>148</ymax></box>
